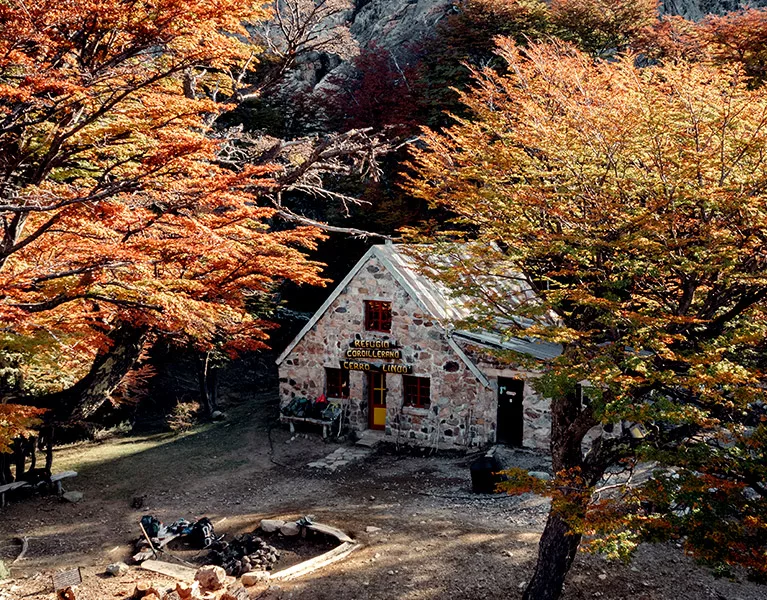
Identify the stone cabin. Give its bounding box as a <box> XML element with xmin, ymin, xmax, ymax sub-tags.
<box><xmin>276</xmin><ymin>244</ymin><xmax>562</xmax><ymax>450</ymax></box>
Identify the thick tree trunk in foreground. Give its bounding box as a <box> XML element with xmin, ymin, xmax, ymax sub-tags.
<box><xmin>523</xmin><ymin>511</ymin><xmax>583</xmax><ymax>600</ymax></box>
<box><xmin>34</xmin><ymin>323</ymin><xmax>149</xmax><ymax>422</ymax></box>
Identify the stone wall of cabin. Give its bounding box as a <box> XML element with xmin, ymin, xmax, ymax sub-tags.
<box><xmin>459</xmin><ymin>343</ymin><xmax>552</xmax><ymax>451</ymax></box>
<box><xmin>278</xmin><ymin>253</ymin><xmax>551</xmax><ymax>450</ymax></box>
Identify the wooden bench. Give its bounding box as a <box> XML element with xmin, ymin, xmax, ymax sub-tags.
<box><xmin>0</xmin><ymin>471</ymin><xmax>78</xmax><ymax>507</ymax></box>
<box><xmin>280</xmin><ymin>415</ymin><xmax>333</xmax><ymax>439</ymax></box>
<box><xmin>0</xmin><ymin>481</ymin><xmax>30</xmax><ymax>508</ymax></box>
<box><xmin>50</xmin><ymin>471</ymin><xmax>78</xmax><ymax>495</ymax></box>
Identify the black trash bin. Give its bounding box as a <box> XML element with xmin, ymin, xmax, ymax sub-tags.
<box><xmin>470</xmin><ymin>455</ymin><xmax>507</xmax><ymax>494</ymax></box>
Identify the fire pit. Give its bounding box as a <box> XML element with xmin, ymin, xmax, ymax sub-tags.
<box><xmin>139</xmin><ymin>515</ymin><xmax>360</xmax><ymax>584</ymax></box>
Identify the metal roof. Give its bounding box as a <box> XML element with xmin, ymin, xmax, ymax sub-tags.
<box><xmin>276</xmin><ymin>244</ymin><xmax>562</xmax><ymax>367</ymax></box>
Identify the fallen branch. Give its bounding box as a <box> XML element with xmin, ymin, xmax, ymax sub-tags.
<box><xmin>13</xmin><ymin>536</ymin><xmax>29</xmax><ymax>564</ymax></box>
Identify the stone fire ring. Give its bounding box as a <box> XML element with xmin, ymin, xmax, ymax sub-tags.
<box><xmin>263</xmin><ymin>520</ymin><xmax>361</xmax><ymax>582</ymax></box>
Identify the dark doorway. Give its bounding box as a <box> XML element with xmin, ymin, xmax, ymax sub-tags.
<box><xmin>497</xmin><ymin>378</ymin><xmax>524</xmax><ymax>446</ymax></box>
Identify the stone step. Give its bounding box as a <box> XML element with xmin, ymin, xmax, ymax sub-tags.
<box><xmin>356</xmin><ymin>430</ymin><xmax>385</xmax><ymax>448</ymax></box>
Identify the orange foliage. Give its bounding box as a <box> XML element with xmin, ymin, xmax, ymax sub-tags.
<box><xmin>550</xmin><ymin>0</ymin><xmax>658</xmax><ymax>55</ymax></box>
<box><xmin>408</xmin><ymin>36</ymin><xmax>767</xmax><ymax>580</ymax></box>
<box><xmin>0</xmin><ymin>1</ymin><xmax>327</xmax><ymax>363</ymax></box>
<box><xmin>0</xmin><ymin>404</ymin><xmax>45</xmax><ymax>453</ymax></box>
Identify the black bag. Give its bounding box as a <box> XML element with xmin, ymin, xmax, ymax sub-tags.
<box><xmin>190</xmin><ymin>517</ymin><xmax>215</xmax><ymax>548</ymax></box>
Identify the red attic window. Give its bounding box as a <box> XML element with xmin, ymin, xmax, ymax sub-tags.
<box><xmin>364</xmin><ymin>300</ymin><xmax>392</xmax><ymax>332</ymax></box>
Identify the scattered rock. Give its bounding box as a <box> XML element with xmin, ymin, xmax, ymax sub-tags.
<box><xmin>106</xmin><ymin>562</ymin><xmax>129</xmax><ymax>576</ymax></box>
<box><xmin>527</xmin><ymin>471</ymin><xmax>552</xmax><ymax>480</ymax></box>
<box><xmin>175</xmin><ymin>581</ymin><xmax>200</xmax><ymax>599</ymax></box>
<box><xmin>195</xmin><ymin>565</ymin><xmax>227</xmax><ymax>591</ymax></box>
<box><xmin>62</xmin><ymin>491</ymin><xmax>83</xmax><ymax>503</ymax></box>
<box><xmin>259</xmin><ymin>519</ymin><xmax>285</xmax><ymax>533</ymax></box>
<box><xmin>279</xmin><ymin>522</ymin><xmax>300</xmax><ymax>536</ymax></box>
<box><xmin>220</xmin><ymin>586</ymin><xmax>250</xmax><ymax>600</ymax></box>
<box><xmin>365</xmin><ymin>526</ymin><xmax>382</xmax><ymax>534</ymax></box>
<box><xmin>132</xmin><ymin>581</ymin><xmax>160</xmax><ymax>599</ymax></box>
<box><xmin>598</xmin><ymin>573</ymin><xmax>607</xmax><ymax>581</ymax></box>
<box><xmin>211</xmin><ymin>410</ymin><xmax>227</xmax><ymax>421</ymax></box>
<box><xmin>263</xmin><ymin>584</ymin><xmax>283</xmax><ymax>599</ymax></box>
<box><xmin>56</xmin><ymin>588</ymin><xmax>76</xmax><ymax>600</ymax></box>
<box><xmin>241</xmin><ymin>571</ymin><xmax>270</xmax><ymax>586</ymax></box>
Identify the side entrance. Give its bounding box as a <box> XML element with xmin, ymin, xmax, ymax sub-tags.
<box><xmin>368</xmin><ymin>372</ymin><xmax>387</xmax><ymax>430</ymax></box>
<box><xmin>496</xmin><ymin>377</ymin><xmax>524</xmax><ymax>446</ymax></box>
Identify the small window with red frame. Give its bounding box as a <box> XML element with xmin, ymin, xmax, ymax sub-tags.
<box><xmin>364</xmin><ymin>300</ymin><xmax>392</xmax><ymax>332</ymax></box>
<box><xmin>403</xmin><ymin>375</ymin><xmax>430</xmax><ymax>409</ymax></box>
<box><xmin>325</xmin><ymin>367</ymin><xmax>349</xmax><ymax>399</ymax></box>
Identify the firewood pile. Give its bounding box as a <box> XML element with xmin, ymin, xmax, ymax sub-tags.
<box><xmin>206</xmin><ymin>534</ymin><xmax>281</xmax><ymax>576</ymax></box>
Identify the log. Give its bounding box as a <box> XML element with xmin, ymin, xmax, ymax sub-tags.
<box><xmin>13</xmin><ymin>536</ymin><xmax>28</xmax><ymax>563</ymax></box>
<box><xmin>140</xmin><ymin>559</ymin><xmax>197</xmax><ymax>582</ymax></box>
<box><xmin>269</xmin><ymin>542</ymin><xmax>361</xmax><ymax>581</ymax></box>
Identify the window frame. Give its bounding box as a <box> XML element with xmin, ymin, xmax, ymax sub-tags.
<box><xmin>364</xmin><ymin>300</ymin><xmax>392</xmax><ymax>332</ymax></box>
<box><xmin>403</xmin><ymin>375</ymin><xmax>431</xmax><ymax>409</ymax></box>
<box><xmin>325</xmin><ymin>367</ymin><xmax>350</xmax><ymax>399</ymax></box>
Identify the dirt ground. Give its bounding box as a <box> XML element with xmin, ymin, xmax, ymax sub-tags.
<box><xmin>0</xmin><ymin>393</ymin><xmax>764</xmax><ymax>600</ymax></box>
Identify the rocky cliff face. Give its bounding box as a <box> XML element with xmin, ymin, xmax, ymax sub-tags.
<box><xmin>294</xmin><ymin>0</ymin><xmax>767</xmax><ymax>108</ymax></box>
<box><xmin>346</xmin><ymin>0</ymin><xmax>767</xmax><ymax>56</ymax></box>
<box><xmin>349</xmin><ymin>0</ymin><xmax>453</xmax><ymax>50</ymax></box>
<box><xmin>661</xmin><ymin>0</ymin><xmax>767</xmax><ymax>20</ymax></box>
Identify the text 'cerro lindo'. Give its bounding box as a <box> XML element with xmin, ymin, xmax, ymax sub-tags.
<box><xmin>340</xmin><ymin>360</ymin><xmax>413</xmax><ymax>374</ymax></box>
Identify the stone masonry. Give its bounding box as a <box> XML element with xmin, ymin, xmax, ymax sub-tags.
<box><xmin>277</xmin><ymin>249</ymin><xmax>552</xmax><ymax>451</ymax></box>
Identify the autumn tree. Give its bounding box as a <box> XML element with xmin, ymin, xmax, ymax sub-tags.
<box><xmin>407</xmin><ymin>39</ymin><xmax>767</xmax><ymax>600</ymax></box>
<box><xmin>550</xmin><ymin>0</ymin><xmax>658</xmax><ymax>56</ymax></box>
<box><xmin>0</xmin><ymin>0</ymin><xmax>372</xmax><ymax>472</ymax></box>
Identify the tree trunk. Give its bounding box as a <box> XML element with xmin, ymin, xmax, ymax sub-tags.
<box><xmin>523</xmin><ymin>511</ymin><xmax>583</xmax><ymax>600</ymax></box>
<box><xmin>0</xmin><ymin>453</ymin><xmax>12</xmax><ymax>485</ymax></box>
<box><xmin>523</xmin><ymin>391</ymin><xmax>599</xmax><ymax>600</ymax></box>
<box><xmin>198</xmin><ymin>352</ymin><xmax>219</xmax><ymax>417</ymax></box>
<box><xmin>32</xmin><ymin>322</ymin><xmax>149</xmax><ymax>422</ymax></box>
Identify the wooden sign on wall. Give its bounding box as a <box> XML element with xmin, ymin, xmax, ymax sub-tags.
<box><xmin>341</xmin><ymin>360</ymin><xmax>412</xmax><ymax>374</ymax></box>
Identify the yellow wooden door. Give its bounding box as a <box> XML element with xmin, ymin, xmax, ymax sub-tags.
<box><xmin>368</xmin><ymin>372</ymin><xmax>387</xmax><ymax>430</ymax></box>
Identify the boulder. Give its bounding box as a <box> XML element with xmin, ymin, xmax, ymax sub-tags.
<box><xmin>259</xmin><ymin>519</ymin><xmax>285</xmax><ymax>533</ymax></box>
<box><xmin>62</xmin><ymin>491</ymin><xmax>83</xmax><ymax>503</ymax></box>
<box><xmin>279</xmin><ymin>522</ymin><xmax>300</xmax><ymax>537</ymax></box>
<box><xmin>195</xmin><ymin>565</ymin><xmax>227</xmax><ymax>591</ymax></box>
<box><xmin>106</xmin><ymin>562</ymin><xmax>129</xmax><ymax>576</ymax></box>
<box><xmin>527</xmin><ymin>471</ymin><xmax>552</xmax><ymax>481</ymax></box>
<box><xmin>241</xmin><ymin>571</ymin><xmax>270</xmax><ymax>586</ymax></box>
<box><xmin>365</xmin><ymin>526</ymin><xmax>381</xmax><ymax>534</ymax></box>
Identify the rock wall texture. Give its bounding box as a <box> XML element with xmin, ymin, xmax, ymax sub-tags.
<box><xmin>301</xmin><ymin>0</ymin><xmax>767</xmax><ymax>97</ymax></box>
<box><xmin>278</xmin><ymin>254</ymin><xmax>551</xmax><ymax>450</ymax></box>
<box><xmin>661</xmin><ymin>0</ymin><xmax>767</xmax><ymax>20</ymax></box>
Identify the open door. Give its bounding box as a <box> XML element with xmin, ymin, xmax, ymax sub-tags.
<box><xmin>368</xmin><ymin>372</ymin><xmax>387</xmax><ymax>430</ymax></box>
<box><xmin>497</xmin><ymin>377</ymin><xmax>524</xmax><ymax>446</ymax></box>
